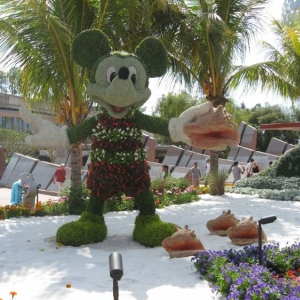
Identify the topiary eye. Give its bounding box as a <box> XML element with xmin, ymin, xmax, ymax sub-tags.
<box><xmin>128</xmin><ymin>66</ymin><xmax>137</xmax><ymax>84</ymax></box>
<box><xmin>107</xmin><ymin>66</ymin><xmax>117</xmax><ymax>83</ymax></box>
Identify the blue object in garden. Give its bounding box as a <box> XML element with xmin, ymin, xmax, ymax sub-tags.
<box><xmin>10</xmin><ymin>172</ymin><xmax>38</xmax><ymax>207</ymax></box>
<box><xmin>10</xmin><ymin>179</ymin><xmax>23</xmax><ymax>205</ymax></box>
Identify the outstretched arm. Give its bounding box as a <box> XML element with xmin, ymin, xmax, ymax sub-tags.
<box><xmin>67</xmin><ymin>116</ymin><xmax>98</xmax><ymax>144</ymax></box>
<box><xmin>134</xmin><ymin>110</ymin><xmax>170</xmax><ymax>137</ymax></box>
<box><xmin>19</xmin><ymin>107</ymin><xmax>71</xmax><ymax>149</ymax></box>
<box><xmin>19</xmin><ymin>106</ymin><xmax>97</xmax><ymax>148</ymax></box>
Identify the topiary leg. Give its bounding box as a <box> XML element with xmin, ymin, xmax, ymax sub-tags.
<box><xmin>86</xmin><ymin>193</ymin><xmax>105</xmax><ymax>215</ymax></box>
<box><xmin>56</xmin><ymin>211</ymin><xmax>107</xmax><ymax>246</ymax></box>
<box><xmin>56</xmin><ymin>192</ymin><xmax>108</xmax><ymax>246</ymax></box>
<box><xmin>134</xmin><ymin>189</ymin><xmax>155</xmax><ymax>215</ymax></box>
<box><xmin>132</xmin><ymin>213</ymin><xmax>177</xmax><ymax>247</ymax></box>
<box><xmin>133</xmin><ymin>189</ymin><xmax>177</xmax><ymax>247</ymax></box>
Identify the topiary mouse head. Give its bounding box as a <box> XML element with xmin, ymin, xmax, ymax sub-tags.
<box><xmin>72</xmin><ymin>29</ymin><xmax>168</xmax><ymax>118</ymax></box>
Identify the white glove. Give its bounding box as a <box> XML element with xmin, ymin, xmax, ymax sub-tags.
<box><xmin>19</xmin><ymin>106</ymin><xmax>71</xmax><ymax>149</ymax></box>
<box><xmin>168</xmin><ymin>102</ymin><xmax>212</xmax><ymax>145</ymax></box>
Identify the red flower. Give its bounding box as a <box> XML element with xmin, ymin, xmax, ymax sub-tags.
<box><xmin>287</xmin><ymin>270</ymin><xmax>296</xmax><ymax>278</ymax></box>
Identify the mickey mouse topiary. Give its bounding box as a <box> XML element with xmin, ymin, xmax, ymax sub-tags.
<box><xmin>20</xmin><ymin>29</ymin><xmax>239</xmax><ymax>247</ymax></box>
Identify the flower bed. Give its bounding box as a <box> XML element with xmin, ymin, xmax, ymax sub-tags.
<box><xmin>192</xmin><ymin>242</ymin><xmax>300</xmax><ymax>299</ymax></box>
<box><xmin>0</xmin><ymin>197</ymin><xmax>69</xmax><ymax>220</ymax></box>
<box><xmin>0</xmin><ymin>178</ymin><xmax>203</xmax><ymax>219</ymax></box>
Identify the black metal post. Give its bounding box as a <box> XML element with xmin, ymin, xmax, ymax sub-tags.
<box><xmin>36</xmin><ymin>184</ymin><xmax>41</xmax><ymax>206</ymax></box>
<box><xmin>257</xmin><ymin>215</ymin><xmax>277</xmax><ymax>266</ymax></box>
<box><xmin>109</xmin><ymin>252</ymin><xmax>123</xmax><ymax>300</ymax></box>
<box><xmin>113</xmin><ymin>279</ymin><xmax>119</xmax><ymax>300</ymax></box>
<box><xmin>36</xmin><ymin>187</ymin><xmax>39</xmax><ymax>206</ymax></box>
<box><xmin>258</xmin><ymin>223</ymin><xmax>263</xmax><ymax>265</ymax></box>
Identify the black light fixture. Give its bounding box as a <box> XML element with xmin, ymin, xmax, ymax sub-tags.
<box><xmin>36</xmin><ymin>184</ymin><xmax>41</xmax><ymax>206</ymax></box>
<box><xmin>109</xmin><ymin>252</ymin><xmax>123</xmax><ymax>300</ymax></box>
<box><xmin>258</xmin><ymin>215</ymin><xmax>277</xmax><ymax>265</ymax></box>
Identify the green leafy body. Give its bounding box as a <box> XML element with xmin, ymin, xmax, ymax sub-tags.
<box><xmin>57</xmin><ymin>29</ymin><xmax>176</xmax><ymax>246</ymax></box>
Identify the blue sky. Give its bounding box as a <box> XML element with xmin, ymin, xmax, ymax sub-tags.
<box><xmin>144</xmin><ymin>0</ymin><xmax>287</xmax><ymax>114</ymax></box>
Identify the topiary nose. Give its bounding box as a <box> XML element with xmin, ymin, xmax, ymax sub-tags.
<box><xmin>118</xmin><ymin>66</ymin><xmax>129</xmax><ymax>80</ymax></box>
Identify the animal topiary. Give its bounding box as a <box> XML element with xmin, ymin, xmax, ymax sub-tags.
<box><xmin>265</xmin><ymin>144</ymin><xmax>300</xmax><ymax>178</ymax></box>
<box><xmin>20</xmin><ymin>29</ymin><xmax>239</xmax><ymax>247</ymax></box>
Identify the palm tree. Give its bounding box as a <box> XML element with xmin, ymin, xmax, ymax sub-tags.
<box><xmin>163</xmin><ymin>0</ymin><xmax>272</xmax><ymax>194</ymax></box>
<box><xmin>0</xmin><ymin>0</ymin><xmax>98</xmax><ymax>197</ymax></box>
<box><xmin>232</xmin><ymin>20</ymin><xmax>300</xmax><ymax>104</ymax></box>
<box><xmin>170</xmin><ymin>0</ymin><xmax>270</xmax><ymax>105</ymax></box>
<box><xmin>0</xmin><ymin>0</ymin><xmax>194</xmax><ymax>203</ymax></box>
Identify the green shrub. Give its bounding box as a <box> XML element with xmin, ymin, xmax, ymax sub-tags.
<box><xmin>0</xmin><ymin>207</ymin><xmax>7</xmax><ymax>220</ymax></box>
<box><xmin>56</xmin><ymin>212</ymin><xmax>107</xmax><ymax>246</ymax></box>
<box><xmin>170</xmin><ymin>177</ymin><xmax>190</xmax><ymax>190</ymax></box>
<box><xmin>42</xmin><ymin>199</ymin><xmax>69</xmax><ymax>216</ymax></box>
<box><xmin>151</xmin><ymin>176</ymin><xmax>190</xmax><ymax>193</ymax></box>
<box><xmin>235</xmin><ymin>175</ymin><xmax>300</xmax><ymax>190</ymax></box>
<box><xmin>103</xmin><ymin>196</ymin><xmax>135</xmax><ymax>213</ymax></box>
<box><xmin>154</xmin><ymin>186</ymin><xmax>199</xmax><ymax>208</ymax></box>
<box><xmin>6</xmin><ymin>205</ymin><xmax>29</xmax><ymax>218</ymax></box>
<box><xmin>232</xmin><ymin>145</ymin><xmax>300</xmax><ymax>193</ymax></box>
<box><xmin>207</xmin><ymin>169</ymin><xmax>228</xmax><ymax>195</ymax></box>
<box><xmin>65</xmin><ymin>185</ymin><xmax>88</xmax><ymax>215</ymax></box>
<box><xmin>151</xmin><ymin>177</ymin><xmax>170</xmax><ymax>193</ymax></box>
<box><xmin>270</xmin><ymin>144</ymin><xmax>300</xmax><ymax>178</ymax></box>
<box><xmin>132</xmin><ymin>214</ymin><xmax>176</xmax><ymax>247</ymax></box>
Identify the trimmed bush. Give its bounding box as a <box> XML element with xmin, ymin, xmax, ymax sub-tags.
<box><xmin>233</xmin><ymin>145</ymin><xmax>300</xmax><ymax>195</ymax></box>
<box><xmin>56</xmin><ymin>212</ymin><xmax>107</xmax><ymax>246</ymax></box>
<box><xmin>235</xmin><ymin>175</ymin><xmax>300</xmax><ymax>190</ymax></box>
<box><xmin>132</xmin><ymin>214</ymin><xmax>176</xmax><ymax>247</ymax></box>
<box><xmin>269</xmin><ymin>144</ymin><xmax>300</xmax><ymax>178</ymax></box>
<box><xmin>0</xmin><ymin>207</ymin><xmax>7</xmax><ymax>220</ymax></box>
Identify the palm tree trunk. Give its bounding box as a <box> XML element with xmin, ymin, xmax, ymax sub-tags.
<box><xmin>68</xmin><ymin>142</ymin><xmax>86</xmax><ymax>214</ymax></box>
<box><xmin>70</xmin><ymin>143</ymin><xmax>82</xmax><ymax>190</ymax></box>
<box><xmin>209</xmin><ymin>150</ymin><xmax>220</xmax><ymax>195</ymax></box>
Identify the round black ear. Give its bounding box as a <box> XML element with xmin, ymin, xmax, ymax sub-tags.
<box><xmin>135</xmin><ymin>38</ymin><xmax>168</xmax><ymax>78</ymax></box>
<box><xmin>72</xmin><ymin>29</ymin><xmax>111</xmax><ymax>69</ymax></box>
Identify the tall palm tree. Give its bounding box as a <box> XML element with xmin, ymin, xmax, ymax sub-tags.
<box><xmin>0</xmin><ymin>0</ymin><xmax>193</xmax><ymax>202</ymax></box>
<box><xmin>0</xmin><ymin>0</ymin><xmax>99</xmax><ymax>194</ymax></box>
<box><xmin>170</xmin><ymin>0</ymin><xmax>270</xmax><ymax>106</ymax></box>
<box><xmin>231</xmin><ymin>20</ymin><xmax>300</xmax><ymax>105</ymax></box>
<box><xmin>164</xmin><ymin>0</ymin><xmax>272</xmax><ymax>194</ymax></box>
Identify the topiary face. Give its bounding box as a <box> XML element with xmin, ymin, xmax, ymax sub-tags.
<box><xmin>87</xmin><ymin>54</ymin><xmax>151</xmax><ymax>119</ymax></box>
<box><xmin>72</xmin><ymin>30</ymin><xmax>168</xmax><ymax>119</ymax></box>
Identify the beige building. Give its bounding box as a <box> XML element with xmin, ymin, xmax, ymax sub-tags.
<box><xmin>0</xmin><ymin>93</ymin><xmax>62</xmax><ymax>131</ymax></box>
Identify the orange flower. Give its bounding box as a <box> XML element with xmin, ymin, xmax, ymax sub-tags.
<box><xmin>10</xmin><ymin>291</ymin><xmax>17</xmax><ymax>299</ymax></box>
<box><xmin>66</xmin><ymin>283</ymin><xmax>72</xmax><ymax>288</ymax></box>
